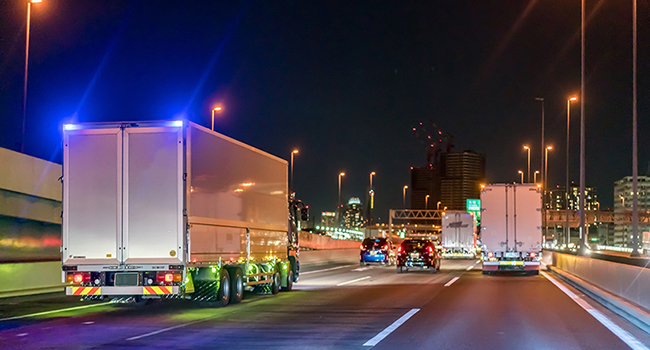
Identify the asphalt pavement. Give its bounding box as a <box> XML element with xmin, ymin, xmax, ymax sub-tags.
<box><xmin>1</xmin><ymin>258</ymin><xmax>649</xmax><ymax>349</ymax></box>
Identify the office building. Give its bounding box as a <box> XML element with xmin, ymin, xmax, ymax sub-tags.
<box><xmin>614</xmin><ymin>176</ymin><xmax>650</xmax><ymax>247</ymax></box>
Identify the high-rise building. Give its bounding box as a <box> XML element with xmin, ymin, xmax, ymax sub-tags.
<box><xmin>545</xmin><ymin>185</ymin><xmax>599</xmax><ymax>211</ymax></box>
<box><xmin>343</xmin><ymin>197</ymin><xmax>364</xmax><ymax>229</ymax></box>
<box><xmin>320</xmin><ymin>211</ymin><xmax>337</xmax><ymax>228</ymax></box>
<box><xmin>410</xmin><ymin>150</ymin><xmax>485</xmax><ymax>211</ymax></box>
<box><xmin>614</xmin><ymin>176</ymin><xmax>650</xmax><ymax>247</ymax></box>
<box><xmin>440</xmin><ymin>151</ymin><xmax>485</xmax><ymax>211</ymax></box>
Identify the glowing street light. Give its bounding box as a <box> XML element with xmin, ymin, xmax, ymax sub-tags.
<box><xmin>211</xmin><ymin>106</ymin><xmax>222</xmax><ymax>131</ymax></box>
<box><xmin>425</xmin><ymin>195</ymin><xmax>430</xmax><ymax>209</ymax></box>
<box><xmin>338</xmin><ymin>172</ymin><xmax>345</xmax><ymax>209</ymax></box>
<box><xmin>403</xmin><ymin>185</ymin><xmax>408</xmax><ymax>208</ymax></box>
<box><xmin>21</xmin><ymin>0</ymin><xmax>42</xmax><ymax>153</ymax></box>
<box><xmin>523</xmin><ymin>145</ymin><xmax>531</xmax><ymax>183</ymax></box>
<box><xmin>534</xmin><ymin>170</ymin><xmax>540</xmax><ymax>184</ymax></box>
<box><xmin>290</xmin><ymin>149</ymin><xmax>299</xmax><ymax>193</ymax></box>
<box><xmin>518</xmin><ymin>170</ymin><xmax>524</xmax><ymax>184</ymax></box>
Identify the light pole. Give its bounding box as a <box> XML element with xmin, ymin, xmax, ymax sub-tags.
<box><xmin>290</xmin><ymin>149</ymin><xmax>298</xmax><ymax>193</ymax></box>
<box><xmin>211</xmin><ymin>106</ymin><xmax>222</xmax><ymax>131</ymax></box>
<box><xmin>338</xmin><ymin>172</ymin><xmax>345</xmax><ymax>226</ymax></box>
<box><xmin>437</xmin><ymin>201</ymin><xmax>441</xmax><ymax>210</ymax></box>
<box><xmin>566</xmin><ymin>96</ymin><xmax>577</xmax><ymax>249</ymax></box>
<box><xmin>534</xmin><ymin>171</ymin><xmax>540</xmax><ymax>184</ymax></box>
<box><xmin>425</xmin><ymin>195</ymin><xmax>430</xmax><ymax>209</ymax></box>
<box><xmin>523</xmin><ymin>145</ymin><xmax>531</xmax><ymax>183</ymax></box>
<box><xmin>518</xmin><ymin>170</ymin><xmax>524</xmax><ymax>184</ymax></box>
<box><xmin>632</xmin><ymin>0</ymin><xmax>640</xmax><ymax>257</ymax></box>
<box><xmin>544</xmin><ymin>146</ymin><xmax>553</xmax><ymax>242</ymax></box>
<box><xmin>536</xmin><ymin>98</ymin><xmax>545</xmax><ymax>190</ymax></box>
<box><xmin>403</xmin><ymin>185</ymin><xmax>408</xmax><ymax>208</ymax></box>
<box><xmin>21</xmin><ymin>0</ymin><xmax>41</xmax><ymax>153</ymax></box>
<box><xmin>370</xmin><ymin>172</ymin><xmax>376</xmax><ymax>189</ymax></box>
<box><xmin>369</xmin><ymin>172</ymin><xmax>376</xmax><ymax>225</ymax></box>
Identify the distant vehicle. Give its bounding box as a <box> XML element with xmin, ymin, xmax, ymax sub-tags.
<box><xmin>480</xmin><ymin>184</ymin><xmax>542</xmax><ymax>275</ymax></box>
<box><xmin>360</xmin><ymin>237</ymin><xmax>395</xmax><ymax>266</ymax></box>
<box><xmin>441</xmin><ymin>211</ymin><xmax>477</xmax><ymax>258</ymax></box>
<box><xmin>396</xmin><ymin>238</ymin><xmax>440</xmax><ymax>273</ymax></box>
<box><xmin>61</xmin><ymin>120</ymin><xmax>306</xmax><ymax>305</ymax></box>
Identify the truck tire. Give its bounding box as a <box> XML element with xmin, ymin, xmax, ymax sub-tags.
<box><xmin>282</xmin><ymin>269</ymin><xmax>294</xmax><ymax>292</ymax></box>
<box><xmin>229</xmin><ymin>267</ymin><xmax>244</xmax><ymax>304</ymax></box>
<box><xmin>271</xmin><ymin>271</ymin><xmax>280</xmax><ymax>294</ymax></box>
<box><xmin>218</xmin><ymin>269</ymin><xmax>230</xmax><ymax>306</ymax></box>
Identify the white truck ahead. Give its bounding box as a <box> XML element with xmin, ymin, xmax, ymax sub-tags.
<box><xmin>441</xmin><ymin>211</ymin><xmax>476</xmax><ymax>258</ymax></box>
<box><xmin>480</xmin><ymin>184</ymin><xmax>542</xmax><ymax>274</ymax></box>
<box><xmin>61</xmin><ymin>120</ymin><xmax>305</xmax><ymax>305</ymax></box>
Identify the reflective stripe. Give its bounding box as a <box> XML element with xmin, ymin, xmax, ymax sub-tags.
<box><xmin>71</xmin><ymin>287</ymin><xmax>101</xmax><ymax>295</ymax></box>
<box><xmin>499</xmin><ymin>261</ymin><xmax>524</xmax><ymax>266</ymax></box>
<box><xmin>143</xmin><ymin>286</ymin><xmax>173</xmax><ymax>295</ymax></box>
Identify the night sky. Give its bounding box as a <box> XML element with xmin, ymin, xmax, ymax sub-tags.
<box><xmin>1</xmin><ymin>1</ymin><xmax>649</xmax><ymax>220</ymax></box>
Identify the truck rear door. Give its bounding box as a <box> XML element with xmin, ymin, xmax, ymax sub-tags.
<box><xmin>480</xmin><ymin>185</ymin><xmax>508</xmax><ymax>252</ymax></box>
<box><xmin>63</xmin><ymin>124</ymin><xmax>184</xmax><ymax>266</ymax></box>
<box><xmin>513</xmin><ymin>184</ymin><xmax>542</xmax><ymax>251</ymax></box>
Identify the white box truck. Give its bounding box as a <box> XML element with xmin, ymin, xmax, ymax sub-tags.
<box><xmin>61</xmin><ymin>120</ymin><xmax>305</xmax><ymax>305</ymax></box>
<box><xmin>441</xmin><ymin>211</ymin><xmax>476</xmax><ymax>258</ymax></box>
<box><xmin>480</xmin><ymin>184</ymin><xmax>542</xmax><ymax>274</ymax></box>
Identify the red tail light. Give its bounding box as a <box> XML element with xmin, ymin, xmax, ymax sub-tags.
<box><xmin>397</xmin><ymin>246</ymin><xmax>403</xmax><ymax>254</ymax></box>
<box><xmin>360</xmin><ymin>244</ymin><xmax>364</xmax><ymax>250</ymax></box>
<box><xmin>383</xmin><ymin>245</ymin><xmax>389</xmax><ymax>251</ymax></box>
<box><xmin>72</xmin><ymin>272</ymin><xmax>90</xmax><ymax>283</ymax></box>
<box><xmin>529</xmin><ymin>252</ymin><xmax>537</xmax><ymax>258</ymax></box>
<box><xmin>164</xmin><ymin>273</ymin><xmax>174</xmax><ymax>283</ymax></box>
<box><xmin>427</xmin><ymin>246</ymin><xmax>433</xmax><ymax>254</ymax></box>
<box><xmin>487</xmin><ymin>252</ymin><xmax>494</xmax><ymax>258</ymax></box>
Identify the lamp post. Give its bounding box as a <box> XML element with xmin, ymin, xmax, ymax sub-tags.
<box><xmin>437</xmin><ymin>201</ymin><xmax>441</xmax><ymax>210</ymax></box>
<box><xmin>566</xmin><ymin>97</ymin><xmax>577</xmax><ymax>248</ymax></box>
<box><xmin>21</xmin><ymin>0</ymin><xmax>42</xmax><ymax>153</ymax></box>
<box><xmin>338</xmin><ymin>172</ymin><xmax>345</xmax><ymax>209</ymax></box>
<box><xmin>211</xmin><ymin>106</ymin><xmax>222</xmax><ymax>131</ymax></box>
<box><xmin>536</xmin><ymin>98</ymin><xmax>545</xmax><ymax>189</ymax></box>
<box><xmin>518</xmin><ymin>170</ymin><xmax>524</xmax><ymax>184</ymax></box>
<box><xmin>544</xmin><ymin>146</ymin><xmax>553</xmax><ymax>244</ymax></box>
<box><xmin>425</xmin><ymin>195</ymin><xmax>430</xmax><ymax>209</ymax></box>
<box><xmin>523</xmin><ymin>145</ymin><xmax>531</xmax><ymax>183</ymax></box>
<box><xmin>403</xmin><ymin>185</ymin><xmax>408</xmax><ymax>208</ymax></box>
<box><xmin>369</xmin><ymin>172</ymin><xmax>376</xmax><ymax>225</ymax></box>
<box><xmin>290</xmin><ymin>149</ymin><xmax>298</xmax><ymax>193</ymax></box>
<box><xmin>632</xmin><ymin>0</ymin><xmax>640</xmax><ymax>257</ymax></box>
<box><xmin>534</xmin><ymin>171</ymin><xmax>540</xmax><ymax>184</ymax></box>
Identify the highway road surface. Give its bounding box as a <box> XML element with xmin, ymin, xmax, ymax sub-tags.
<box><xmin>2</xmin><ymin>259</ymin><xmax>650</xmax><ymax>349</ymax></box>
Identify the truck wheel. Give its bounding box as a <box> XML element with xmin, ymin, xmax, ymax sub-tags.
<box><xmin>218</xmin><ymin>269</ymin><xmax>230</xmax><ymax>306</ymax></box>
<box><xmin>271</xmin><ymin>271</ymin><xmax>280</xmax><ymax>294</ymax></box>
<box><xmin>229</xmin><ymin>267</ymin><xmax>243</xmax><ymax>304</ymax></box>
<box><xmin>282</xmin><ymin>270</ymin><xmax>294</xmax><ymax>292</ymax></box>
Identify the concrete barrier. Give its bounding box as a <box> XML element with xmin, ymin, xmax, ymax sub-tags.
<box><xmin>298</xmin><ymin>232</ymin><xmax>360</xmax><ymax>250</ymax></box>
<box><xmin>0</xmin><ymin>261</ymin><xmax>65</xmax><ymax>298</ymax></box>
<box><xmin>299</xmin><ymin>248</ymin><xmax>358</xmax><ymax>266</ymax></box>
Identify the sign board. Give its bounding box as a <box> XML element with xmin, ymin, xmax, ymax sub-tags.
<box><xmin>466</xmin><ymin>199</ymin><xmax>481</xmax><ymax>225</ymax></box>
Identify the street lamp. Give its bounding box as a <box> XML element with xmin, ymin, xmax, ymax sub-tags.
<box><xmin>425</xmin><ymin>195</ymin><xmax>430</xmax><ymax>209</ymax></box>
<box><xmin>523</xmin><ymin>145</ymin><xmax>531</xmax><ymax>183</ymax></box>
<box><xmin>518</xmin><ymin>170</ymin><xmax>524</xmax><ymax>184</ymax></box>
<box><xmin>403</xmin><ymin>185</ymin><xmax>408</xmax><ymax>208</ymax></box>
<box><xmin>21</xmin><ymin>0</ymin><xmax>42</xmax><ymax>153</ymax></box>
<box><xmin>566</xmin><ymin>96</ymin><xmax>577</xmax><ymax>249</ymax></box>
<box><xmin>632</xmin><ymin>0</ymin><xmax>640</xmax><ymax>256</ymax></box>
<box><xmin>437</xmin><ymin>201</ymin><xmax>441</xmax><ymax>210</ymax></box>
<box><xmin>290</xmin><ymin>149</ymin><xmax>299</xmax><ymax>193</ymax></box>
<box><xmin>211</xmin><ymin>106</ymin><xmax>222</xmax><ymax>131</ymax></box>
<box><xmin>534</xmin><ymin>171</ymin><xmax>540</xmax><ymax>184</ymax></box>
<box><xmin>370</xmin><ymin>172</ymin><xmax>376</xmax><ymax>189</ymax></box>
<box><xmin>338</xmin><ymin>172</ymin><xmax>345</xmax><ymax>209</ymax></box>
<box><xmin>369</xmin><ymin>171</ymin><xmax>376</xmax><ymax>225</ymax></box>
<box><xmin>536</xmin><ymin>97</ymin><xmax>545</xmax><ymax>191</ymax></box>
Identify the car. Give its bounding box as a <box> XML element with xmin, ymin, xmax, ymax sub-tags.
<box><xmin>360</xmin><ymin>237</ymin><xmax>396</xmax><ymax>266</ymax></box>
<box><xmin>396</xmin><ymin>238</ymin><xmax>441</xmax><ymax>273</ymax></box>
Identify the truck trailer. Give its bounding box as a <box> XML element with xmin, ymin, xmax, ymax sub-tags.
<box><xmin>480</xmin><ymin>184</ymin><xmax>542</xmax><ymax>275</ymax></box>
<box><xmin>441</xmin><ymin>211</ymin><xmax>476</xmax><ymax>258</ymax></box>
<box><xmin>61</xmin><ymin>120</ymin><xmax>304</xmax><ymax>305</ymax></box>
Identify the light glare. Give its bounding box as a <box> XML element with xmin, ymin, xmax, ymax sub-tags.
<box><xmin>63</xmin><ymin>124</ymin><xmax>76</xmax><ymax>130</ymax></box>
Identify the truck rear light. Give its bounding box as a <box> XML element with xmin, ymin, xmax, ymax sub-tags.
<box><xmin>73</xmin><ymin>272</ymin><xmax>90</xmax><ymax>283</ymax></box>
<box><xmin>66</xmin><ymin>273</ymin><xmax>74</xmax><ymax>283</ymax></box>
<box><xmin>164</xmin><ymin>273</ymin><xmax>174</xmax><ymax>283</ymax></box>
<box><xmin>487</xmin><ymin>252</ymin><xmax>494</xmax><ymax>258</ymax></box>
<box><xmin>173</xmin><ymin>273</ymin><xmax>182</xmax><ymax>282</ymax></box>
<box><xmin>529</xmin><ymin>252</ymin><xmax>537</xmax><ymax>258</ymax></box>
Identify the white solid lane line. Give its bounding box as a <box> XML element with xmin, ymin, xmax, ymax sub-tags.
<box><xmin>466</xmin><ymin>265</ymin><xmax>474</xmax><ymax>271</ymax></box>
<box><xmin>444</xmin><ymin>277</ymin><xmax>460</xmax><ymax>287</ymax></box>
<box><xmin>541</xmin><ymin>271</ymin><xmax>648</xmax><ymax>350</ymax></box>
<box><xmin>363</xmin><ymin>308</ymin><xmax>420</xmax><ymax>347</ymax></box>
<box><xmin>300</xmin><ymin>264</ymin><xmax>356</xmax><ymax>275</ymax></box>
<box><xmin>0</xmin><ymin>302</ymin><xmax>111</xmax><ymax>322</ymax></box>
<box><xmin>337</xmin><ymin>276</ymin><xmax>371</xmax><ymax>286</ymax></box>
<box><xmin>127</xmin><ymin>319</ymin><xmax>207</xmax><ymax>341</ymax></box>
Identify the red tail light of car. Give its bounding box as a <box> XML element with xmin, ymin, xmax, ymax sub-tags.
<box><xmin>383</xmin><ymin>245</ymin><xmax>389</xmax><ymax>251</ymax></box>
<box><xmin>487</xmin><ymin>252</ymin><xmax>494</xmax><ymax>258</ymax></box>
<box><xmin>397</xmin><ymin>246</ymin><xmax>403</xmax><ymax>254</ymax></box>
<box><xmin>427</xmin><ymin>246</ymin><xmax>433</xmax><ymax>254</ymax></box>
<box><xmin>360</xmin><ymin>244</ymin><xmax>364</xmax><ymax>250</ymax></box>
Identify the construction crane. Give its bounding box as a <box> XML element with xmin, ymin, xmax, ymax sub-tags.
<box><xmin>412</xmin><ymin>121</ymin><xmax>454</xmax><ymax>168</ymax></box>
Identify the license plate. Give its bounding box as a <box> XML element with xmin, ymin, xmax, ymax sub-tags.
<box><xmin>370</xmin><ymin>251</ymin><xmax>377</xmax><ymax>255</ymax></box>
<box><xmin>115</xmin><ymin>272</ymin><xmax>139</xmax><ymax>286</ymax></box>
<box><xmin>410</xmin><ymin>252</ymin><xmax>420</xmax><ymax>258</ymax></box>
<box><xmin>505</xmin><ymin>252</ymin><xmax>518</xmax><ymax>258</ymax></box>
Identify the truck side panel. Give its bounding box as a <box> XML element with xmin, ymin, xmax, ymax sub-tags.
<box><xmin>63</xmin><ymin>128</ymin><xmax>122</xmax><ymax>265</ymax></box>
<box><xmin>122</xmin><ymin>127</ymin><xmax>184</xmax><ymax>264</ymax></box>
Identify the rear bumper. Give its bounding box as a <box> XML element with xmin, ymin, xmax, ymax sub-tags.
<box><xmin>482</xmin><ymin>261</ymin><xmax>540</xmax><ymax>271</ymax></box>
<box><xmin>361</xmin><ymin>253</ymin><xmax>388</xmax><ymax>262</ymax></box>
<box><xmin>66</xmin><ymin>286</ymin><xmax>180</xmax><ymax>296</ymax></box>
